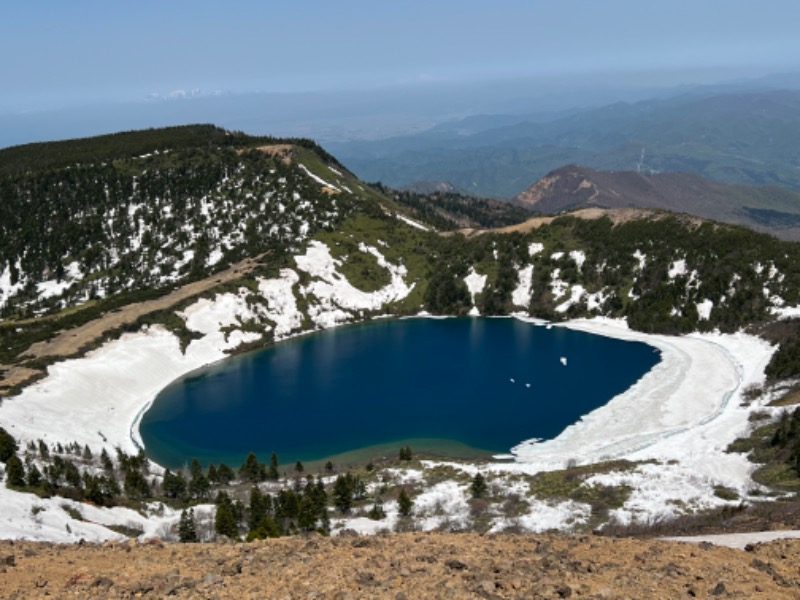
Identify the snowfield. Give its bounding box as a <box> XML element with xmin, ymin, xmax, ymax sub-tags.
<box><xmin>0</xmin><ymin>248</ymin><xmax>785</xmax><ymax>541</ymax></box>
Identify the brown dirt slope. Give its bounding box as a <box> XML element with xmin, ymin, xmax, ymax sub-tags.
<box><xmin>452</xmin><ymin>207</ymin><xmax>663</xmax><ymax>238</ymax></box>
<box><xmin>0</xmin><ymin>255</ymin><xmax>264</xmax><ymax>394</ymax></box>
<box><xmin>1</xmin><ymin>532</ymin><xmax>800</xmax><ymax>598</ymax></box>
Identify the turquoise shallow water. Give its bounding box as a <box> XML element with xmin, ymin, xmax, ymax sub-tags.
<box><xmin>140</xmin><ymin>318</ymin><xmax>661</xmax><ymax>469</ymax></box>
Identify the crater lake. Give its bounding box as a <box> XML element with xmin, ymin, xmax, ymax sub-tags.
<box><xmin>139</xmin><ymin>318</ymin><xmax>661</xmax><ymax>469</ymax></box>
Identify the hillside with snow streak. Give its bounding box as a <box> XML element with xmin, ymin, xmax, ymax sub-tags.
<box><xmin>3</xmin><ymin>126</ymin><xmax>800</xmax><ymax>544</ymax></box>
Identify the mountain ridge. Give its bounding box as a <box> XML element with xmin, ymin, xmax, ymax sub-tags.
<box><xmin>514</xmin><ymin>164</ymin><xmax>800</xmax><ymax>240</ymax></box>
<box><xmin>327</xmin><ymin>89</ymin><xmax>800</xmax><ymax>198</ymax></box>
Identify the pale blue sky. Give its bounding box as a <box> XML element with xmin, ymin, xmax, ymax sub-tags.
<box><xmin>3</xmin><ymin>0</ymin><xmax>800</xmax><ymax>111</ymax></box>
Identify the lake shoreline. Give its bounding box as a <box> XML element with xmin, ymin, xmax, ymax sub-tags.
<box><xmin>139</xmin><ymin>316</ymin><xmax>658</xmax><ymax>469</ymax></box>
<box><xmin>0</xmin><ymin>311</ymin><xmax>770</xmax><ymax>472</ymax></box>
<box><xmin>0</xmin><ymin>308</ymin><xmax>778</xmax><ymax>542</ymax></box>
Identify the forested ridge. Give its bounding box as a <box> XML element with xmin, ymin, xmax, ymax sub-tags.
<box><xmin>0</xmin><ymin>126</ymin><xmax>360</xmax><ymax>320</ymax></box>
<box><xmin>415</xmin><ymin>214</ymin><xmax>800</xmax><ymax>334</ymax></box>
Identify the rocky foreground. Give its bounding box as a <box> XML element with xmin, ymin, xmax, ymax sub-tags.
<box><xmin>1</xmin><ymin>533</ymin><xmax>800</xmax><ymax>599</ymax></box>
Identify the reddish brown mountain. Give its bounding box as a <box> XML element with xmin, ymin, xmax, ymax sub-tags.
<box><xmin>514</xmin><ymin>165</ymin><xmax>800</xmax><ymax>240</ymax></box>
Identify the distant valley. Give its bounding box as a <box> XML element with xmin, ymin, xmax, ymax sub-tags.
<box><xmin>328</xmin><ymin>89</ymin><xmax>800</xmax><ymax>199</ymax></box>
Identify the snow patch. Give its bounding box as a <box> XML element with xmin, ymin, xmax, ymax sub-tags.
<box><xmin>555</xmin><ymin>285</ymin><xmax>586</xmax><ymax>313</ymax></box>
<box><xmin>668</xmin><ymin>259</ymin><xmax>687</xmax><ymax>279</ymax></box>
<box><xmin>396</xmin><ymin>214</ymin><xmax>430</xmax><ymax>231</ymax></box>
<box><xmin>257</xmin><ymin>269</ymin><xmax>303</xmax><ymax>339</ymax></box>
<box><xmin>696</xmin><ymin>299</ymin><xmax>713</xmax><ymax>321</ymax></box>
<box><xmin>512</xmin><ymin>265</ymin><xmax>534</xmax><ymax>308</ymax></box>
<box><xmin>569</xmin><ymin>250</ymin><xmax>586</xmax><ymax>269</ymax></box>
<box><xmin>298</xmin><ymin>163</ymin><xmax>339</xmax><ymax>191</ymax></box>
<box><xmin>633</xmin><ymin>250</ymin><xmax>646</xmax><ymax>270</ymax></box>
<box><xmin>528</xmin><ymin>242</ymin><xmax>544</xmax><ymax>257</ymax></box>
<box><xmin>294</xmin><ymin>241</ymin><xmax>414</xmax><ymax>328</ymax></box>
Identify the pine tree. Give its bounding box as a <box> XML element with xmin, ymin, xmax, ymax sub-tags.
<box><xmin>268</xmin><ymin>452</ymin><xmax>279</xmax><ymax>480</ymax></box>
<box><xmin>124</xmin><ymin>468</ymin><xmax>151</xmax><ymax>499</ymax></box>
<box><xmin>333</xmin><ymin>474</ymin><xmax>353</xmax><ymax>513</ymax></box>
<box><xmin>217</xmin><ymin>463</ymin><xmax>235</xmax><ymax>484</ymax></box>
<box><xmin>294</xmin><ymin>460</ymin><xmax>304</xmax><ymax>473</ymax></box>
<box><xmin>398</xmin><ymin>488</ymin><xmax>413</xmax><ymax>517</ymax></box>
<box><xmin>26</xmin><ymin>463</ymin><xmax>43</xmax><ymax>488</ymax></box>
<box><xmin>470</xmin><ymin>472</ymin><xmax>488</xmax><ymax>499</ymax></box>
<box><xmin>100</xmin><ymin>448</ymin><xmax>113</xmax><ymax>471</ymax></box>
<box><xmin>239</xmin><ymin>452</ymin><xmax>263</xmax><ymax>482</ymax></box>
<box><xmin>368</xmin><ymin>500</ymin><xmax>386</xmax><ymax>520</ymax></box>
<box><xmin>248</xmin><ymin>487</ymin><xmax>268</xmax><ymax>532</ymax></box>
<box><xmin>5</xmin><ymin>454</ymin><xmax>25</xmax><ymax>487</ymax></box>
<box><xmin>297</xmin><ymin>496</ymin><xmax>318</xmax><ymax>531</ymax></box>
<box><xmin>162</xmin><ymin>469</ymin><xmax>187</xmax><ymax>499</ymax></box>
<box><xmin>398</xmin><ymin>445</ymin><xmax>413</xmax><ymax>461</ymax></box>
<box><xmin>189</xmin><ymin>458</ymin><xmax>210</xmax><ymax>499</ymax></box>
<box><xmin>37</xmin><ymin>439</ymin><xmax>50</xmax><ymax>460</ymax></box>
<box><xmin>179</xmin><ymin>508</ymin><xmax>198</xmax><ymax>542</ymax></box>
<box><xmin>214</xmin><ymin>492</ymin><xmax>240</xmax><ymax>540</ymax></box>
<box><xmin>0</xmin><ymin>427</ymin><xmax>17</xmax><ymax>463</ymax></box>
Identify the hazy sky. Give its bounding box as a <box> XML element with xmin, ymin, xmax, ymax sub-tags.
<box><xmin>3</xmin><ymin>0</ymin><xmax>800</xmax><ymax>111</ymax></box>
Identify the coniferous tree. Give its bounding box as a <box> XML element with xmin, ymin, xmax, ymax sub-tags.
<box><xmin>367</xmin><ymin>500</ymin><xmax>386</xmax><ymax>520</ymax></box>
<box><xmin>248</xmin><ymin>487</ymin><xmax>268</xmax><ymax>532</ymax></box>
<box><xmin>37</xmin><ymin>439</ymin><xmax>49</xmax><ymax>460</ymax></box>
<box><xmin>162</xmin><ymin>469</ymin><xmax>187</xmax><ymax>499</ymax></box>
<box><xmin>64</xmin><ymin>461</ymin><xmax>82</xmax><ymax>488</ymax></box>
<box><xmin>26</xmin><ymin>463</ymin><xmax>43</xmax><ymax>488</ymax></box>
<box><xmin>189</xmin><ymin>458</ymin><xmax>210</xmax><ymax>499</ymax></box>
<box><xmin>124</xmin><ymin>469</ymin><xmax>152</xmax><ymax>499</ymax></box>
<box><xmin>217</xmin><ymin>463</ymin><xmax>235</xmax><ymax>484</ymax></box>
<box><xmin>398</xmin><ymin>488</ymin><xmax>413</xmax><ymax>517</ymax></box>
<box><xmin>333</xmin><ymin>474</ymin><xmax>353</xmax><ymax>513</ymax></box>
<box><xmin>214</xmin><ymin>492</ymin><xmax>239</xmax><ymax>540</ymax></box>
<box><xmin>239</xmin><ymin>452</ymin><xmax>263</xmax><ymax>482</ymax></box>
<box><xmin>297</xmin><ymin>496</ymin><xmax>318</xmax><ymax>531</ymax></box>
<box><xmin>470</xmin><ymin>472</ymin><xmax>488</xmax><ymax>499</ymax></box>
<box><xmin>5</xmin><ymin>454</ymin><xmax>26</xmax><ymax>487</ymax></box>
<box><xmin>0</xmin><ymin>427</ymin><xmax>17</xmax><ymax>463</ymax></box>
<box><xmin>267</xmin><ymin>452</ymin><xmax>280</xmax><ymax>481</ymax></box>
<box><xmin>398</xmin><ymin>446</ymin><xmax>413</xmax><ymax>461</ymax></box>
<box><xmin>179</xmin><ymin>508</ymin><xmax>198</xmax><ymax>543</ymax></box>
<box><xmin>100</xmin><ymin>448</ymin><xmax>114</xmax><ymax>471</ymax></box>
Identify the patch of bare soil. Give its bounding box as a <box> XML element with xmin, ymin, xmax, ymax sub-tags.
<box><xmin>242</xmin><ymin>144</ymin><xmax>294</xmax><ymax>164</ymax></box>
<box><xmin>455</xmin><ymin>207</ymin><xmax>663</xmax><ymax>237</ymax></box>
<box><xmin>1</xmin><ymin>532</ymin><xmax>799</xmax><ymax>598</ymax></box>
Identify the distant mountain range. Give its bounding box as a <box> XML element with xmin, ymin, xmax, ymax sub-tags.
<box><xmin>514</xmin><ymin>165</ymin><xmax>800</xmax><ymax>240</ymax></box>
<box><xmin>328</xmin><ymin>89</ymin><xmax>800</xmax><ymax>198</ymax></box>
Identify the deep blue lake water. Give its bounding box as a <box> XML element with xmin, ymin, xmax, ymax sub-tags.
<box><xmin>140</xmin><ymin>318</ymin><xmax>661</xmax><ymax>469</ymax></box>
